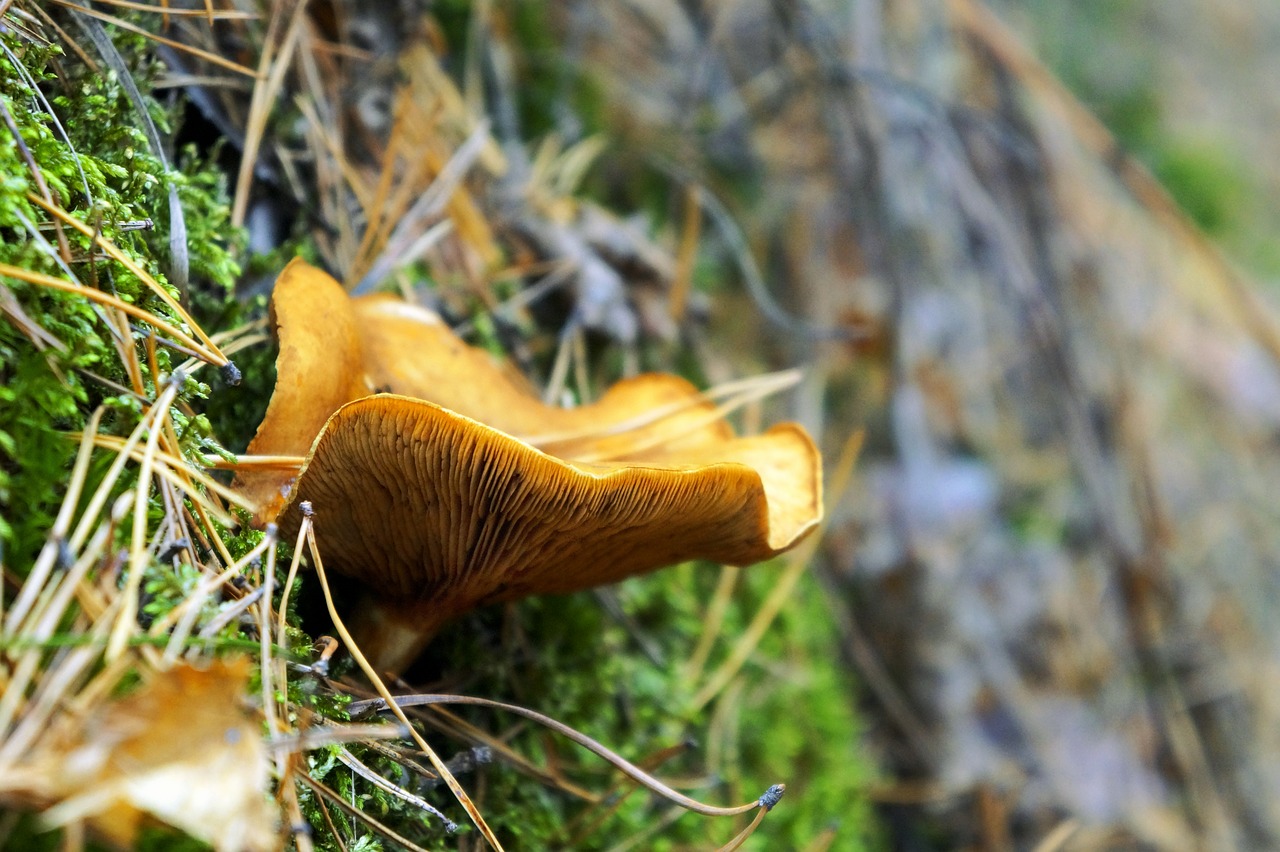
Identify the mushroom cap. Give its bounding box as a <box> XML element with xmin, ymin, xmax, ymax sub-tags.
<box><xmin>276</xmin><ymin>393</ymin><xmax>820</xmax><ymax>633</ymax></box>
<box><xmin>352</xmin><ymin>296</ymin><xmax>734</xmax><ymax>458</ymax></box>
<box><xmin>236</xmin><ymin>260</ymin><xmax>826</xmax><ymax>666</ymax></box>
<box><xmin>236</xmin><ymin>260</ymin><xmax>739</xmax><ymax>524</ymax></box>
<box><xmin>235</xmin><ymin>258</ymin><xmax>365</xmax><ymax>520</ymax></box>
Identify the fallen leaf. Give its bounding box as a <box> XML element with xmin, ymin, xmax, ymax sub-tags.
<box><xmin>2</xmin><ymin>659</ymin><xmax>277</xmax><ymax>851</ymax></box>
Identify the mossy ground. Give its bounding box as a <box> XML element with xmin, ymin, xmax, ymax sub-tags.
<box><xmin>0</xmin><ymin>12</ymin><xmax>875</xmax><ymax>851</ymax></box>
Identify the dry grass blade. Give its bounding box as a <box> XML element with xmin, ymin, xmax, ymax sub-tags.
<box><xmin>335</xmin><ymin>747</ymin><xmax>457</xmax><ymax>831</ymax></box>
<box><xmin>670</xmin><ymin>184</ymin><xmax>701</xmax><ymax>323</ymax></box>
<box><xmin>196</xmin><ymin>585</ymin><xmax>265</xmax><ymax>641</ymax></box>
<box><xmin>1031</xmin><ymin>819</ymin><xmax>1082</xmax><ymax>852</ymax></box>
<box><xmin>303</xmin><ymin>510</ymin><xmax>507</xmax><ymax>851</ymax></box>
<box><xmin>83</xmin><ymin>0</ymin><xmax>257</xmax><ymax>19</ymax></box>
<box><xmin>682</xmin><ymin>565</ymin><xmax>742</xmax><ymax>686</ymax></box>
<box><xmin>268</xmin><ymin>723</ymin><xmax>412</xmax><ymax>752</ymax></box>
<box><xmin>45</xmin><ymin>0</ymin><xmax>257</xmax><ymax>77</ymax></box>
<box><xmin>353</xmin><ymin>120</ymin><xmax>494</xmax><ymax>293</ymax></box>
<box><xmin>82</xmin><ymin>433</ymin><xmax>252</xmax><ymax>516</ymax></box>
<box><xmin>519</xmin><ymin>369</ymin><xmax>803</xmax><ymax>454</ymax></box>
<box><xmin>107</xmin><ymin>374</ymin><xmax>183</xmax><ymax>661</ymax></box>
<box><xmin>204</xmin><ymin>453</ymin><xmax>305</xmax><ymax>470</ymax></box>
<box><xmin>294</xmin><ymin>94</ymin><xmax>375</xmax><ymax>213</ymax></box>
<box><xmin>148</xmin><ymin>536</ymin><xmax>274</xmax><ymax>658</ymax></box>
<box><xmin>347</xmin><ymin>694</ymin><xmax>783</xmax><ymax>819</ymax></box>
<box><xmin>689</xmin><ymin>429</ymin><xmax>863</xmax><ymax>712</ymax></box>
<box><xmin>3</xmin><ymin>407</ymin><xmax>103</xmax><ymax>635</ymax></box>
<box><xmin>0</xmin><ymin>498</ymin><xmax>130</xmax><ymax>752</ymax></box>
<box><xmin>69</xmin><ymin>12</ymin><xmax>188</xmax><ymax>300</ymax></box>
<box><xmin>715</xmin><ymin>805</ymin><xmax>768</xmax><ymax>852</ymax></box>
<box><xmin>19</xmin><ymin>196</ymin><xmax>236</xmax><ymax>366</ymax></box>
<box><xmin>230</xmin><ymin>0</ymin><xmax>309</xmax><ymax>228</ymax></box>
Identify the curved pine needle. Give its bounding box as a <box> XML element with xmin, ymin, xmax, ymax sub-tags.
<box><xmin>348</xmin><ymin>694</ymin><xmax>783</xmax><ymax>819</ymax></box>
<box><xmin>305</xmin><ymin>513</ymin><xmax>507</xmax><ymax>851</ymax></box>
<box><xmin>715</xmin><ymin>805</ymin><xmax>768</xmax><ymax>852</ymax></box>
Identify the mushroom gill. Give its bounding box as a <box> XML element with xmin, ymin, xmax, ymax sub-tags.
<box><xmin>237</xmin><ymin>260</ymin><xmax>823</xmax><ymax>670</ymax></box>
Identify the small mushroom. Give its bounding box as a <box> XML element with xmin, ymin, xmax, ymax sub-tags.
<box><xmin>238</xmin><ymin>260</ymin><xmax>823</xmax><ymax>670</ymax></box>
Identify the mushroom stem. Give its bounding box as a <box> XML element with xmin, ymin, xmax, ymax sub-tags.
<box><xmin>346</xmin><ymin>595</ymin><xmax>445</xmax><ymax>674</ymax></box>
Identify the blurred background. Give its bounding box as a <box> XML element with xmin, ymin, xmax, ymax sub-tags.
<box><xmin>519</xmin><ymin>1</ymin><xmax>1280</xmax><ymax>847</ymax></box>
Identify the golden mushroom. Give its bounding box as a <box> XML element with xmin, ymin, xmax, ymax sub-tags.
<box><xmin>237</xmin><ymin>260</ymin><xmax>822</xmax><ymax>670</ymax></box>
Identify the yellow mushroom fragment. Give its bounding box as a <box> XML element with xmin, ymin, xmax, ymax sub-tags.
<box><xmin>237</xmin><ymin>259</ymin><xmax>823</xmax><ymax>670</ymax></box>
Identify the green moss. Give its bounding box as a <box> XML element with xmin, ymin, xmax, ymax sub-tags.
<box><xmin>1151</xmin><ymin>139</ymin><xmax>1246</xmax><ymax>236</ymax></box>
<box><xmin>0</xmin><ymin>23</ymin><xmax>244</xmax><ymax>570</ymax></box>
<box><xmin>311</xmin><ymin>564</ymin><xmax>876</xmax><ymax>850</ymax></box>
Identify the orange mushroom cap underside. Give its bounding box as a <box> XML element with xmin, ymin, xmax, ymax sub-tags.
<box><xmin>276</xmin><ymin>394</ymin><xmax>820</xmax><ymax>612</ymax></box>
